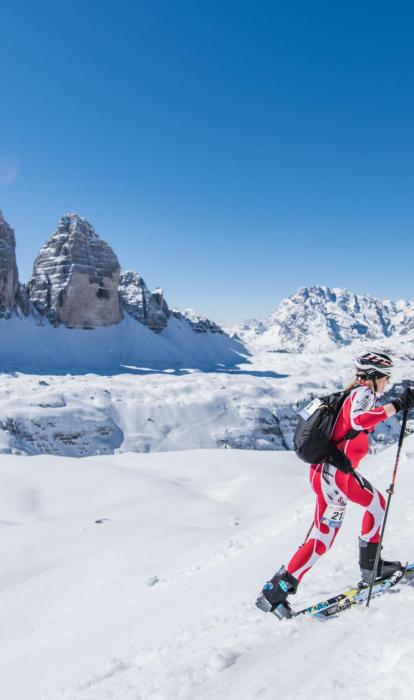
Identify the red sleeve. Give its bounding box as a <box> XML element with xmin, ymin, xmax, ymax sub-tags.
<box><xmin>350</xmin><ymin>387</ymin><xmax>388</xmax><ymax>431</ymax></box>
<box><xmin>353</xmin><ymin>406</ymin><xmax>387</xmax><ymax>430</ymax></box>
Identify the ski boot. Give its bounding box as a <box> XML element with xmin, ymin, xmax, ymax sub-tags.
<box><xmin>358</xmin><ymin>537</ymin><xmax>402</xmax><ymax>586</ymax></box>
<box><xmin>255</xmin><ymin>565</ymin><xmax>299</xmax><ymax>619</ymax></box>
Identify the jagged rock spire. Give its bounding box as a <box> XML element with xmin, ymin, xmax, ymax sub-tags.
<box><xmin>119</xmin><ymin>270</ymin><xmax>170</xmax><ymax>332</ymax></box>
<box><xmin>28</xmin><ymin>213</ymin><xmax>122</xmax><ymax>328</ymax></box>
<box><xmin>0</xmin><ymin>210</ymin><xmax>19</xmax><ymax>317</ymax></box>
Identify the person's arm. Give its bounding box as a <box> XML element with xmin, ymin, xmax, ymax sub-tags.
<box><xmin>350</xmin><ymin>388</ymin><xmax>389</xmax><ymax>431</ymax></box>
<box><xmin>355</xmin><ymin>387</ymin><xmax>414</xmax><ymax>423</ymax></box>
<box><xmin>351</xmin><ymin>387</ymin><xmax>414</xmax><ymax>429</ymax></box>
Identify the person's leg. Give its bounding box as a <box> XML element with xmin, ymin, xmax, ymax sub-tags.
<box><xmin>335</xmin><ymin>470</ymin><xmax>401</xmax><ymax>582</ymax></box>
<box><xmin>335</xmin><ymin>470</ymin><xmax>385</xmax><ymax>542</ymax></box>
<box><xmin>256</xmin><ymin>464</ymin><xmax>347</xmax><ymax>615</ymax></box>
<box><xmin>287</xmin><ymin>463</ymin><xmax>346</xmax><ymax>580</ymax></box>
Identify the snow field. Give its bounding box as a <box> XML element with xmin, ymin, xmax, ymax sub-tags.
<box><xmin>0</xmin><ymin>313</ymin><xmax>245</xmax><ymax>374</ymax></box>
<box><xmin>0</xmin><ymin>338</ymin><xmax>409</xmax><ymax>456</ymax></box>
<box><xmin>1</xmin><ymin>441</ymin><xmax>414</xmax><ymax>699</ymax></box>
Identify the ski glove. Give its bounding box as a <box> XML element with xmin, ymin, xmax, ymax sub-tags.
<box><xmin>391</xmin><ymin>387</ymin><xmax>414</xmax><ymax>413</ymax></box>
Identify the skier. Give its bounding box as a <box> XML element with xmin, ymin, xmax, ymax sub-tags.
<box><xmin>256</xmin><ymin>350</ymin><xmax>414</xmax><ymax>618</ymax></box>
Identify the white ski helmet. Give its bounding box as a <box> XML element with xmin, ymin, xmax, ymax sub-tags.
<box><xmin>354</xmin><ymin>350</ymin><xmax>394</xmax><ymax>379</ymax></box>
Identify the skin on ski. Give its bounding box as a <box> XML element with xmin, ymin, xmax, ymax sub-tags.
<box><xmin>282</xmin><ymin>563</ymin><xmax>414</xmax><ymax>621</ymax></box>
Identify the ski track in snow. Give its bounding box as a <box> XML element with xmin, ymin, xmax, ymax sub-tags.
<box><xmin>50</xmin><ymin>584</ymin><xmax>414</xmax><ymax>700</ymax></box>
<box><xmin>1</xmin><ymin>443</ymin><xmax>414</xmax><ymax>699</ymax></box>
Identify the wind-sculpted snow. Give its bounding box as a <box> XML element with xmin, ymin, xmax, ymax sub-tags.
<box><xmin>1</xmin><ymin>442</ymin><xmax>414</xmax><ymax>700</ymax></box>
<box><xmin>0</xmin><ymin>338</ymin><xmax>410</xmax><ymax>457</ymax></box>
<box><xmin>0</xmin><ymin>371</ymin><xmax>296</xmax><ymax>455</ymax></box>
<box><xmin>0</xmin><ymin>393</ymin><xmax>123</xmax><ymax>456</ymax></box>
<box><xmin>237</xmin><ymin>285</ymin><xmax>414</xmax><ymax>352</ymax></box>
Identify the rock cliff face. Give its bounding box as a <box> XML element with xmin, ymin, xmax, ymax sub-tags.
<box><xmin>119</xmin><ymin>271</ymin><xmax>169</xmax><ymax>333</ymax></box>
<box><xmin>118</xmin><ymin>273</ymin><xmax>225</xmax><ymax>335</ymax></box>
<box><xmin>0</xmin><ymin>211</ymin><xmax>19</xmax><ymax>317</ymax></box>
<box><xmin>28</xmin><ymin>214</ymin><xmax>122</xmax><ymax>328</ymax></box>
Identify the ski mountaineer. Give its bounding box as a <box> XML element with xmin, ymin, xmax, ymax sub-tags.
<box><xmin>256</xmin><ymin>350</ymin><xmax>414</xmax><ymax>619</ymax></box>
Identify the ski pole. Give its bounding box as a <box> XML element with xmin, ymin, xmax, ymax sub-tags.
<box><xmin>366</xmin><ymin>405</ymin><xmax>410</xmax><ymax>607</ymax></box>
<box><xmin>301</xmin><ymin>520</ymin><xmax>314</xmax><ymax>547</ymax></box>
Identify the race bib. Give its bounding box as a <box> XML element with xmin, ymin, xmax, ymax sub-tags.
<box><xmin>321</xmin><ymin>503</ymin><xmax>346</xmax><ymax>529</ymax></box>
<box><xmin>299</xmin><ymin>397</ymin><xmax>323</xmax><ymax>421</ymax></box>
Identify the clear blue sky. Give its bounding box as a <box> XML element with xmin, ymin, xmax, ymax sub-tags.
<box><xmin>1</xmin><ymin>1</ymin><xmax>413</xmax><ymax>323</ymax></box>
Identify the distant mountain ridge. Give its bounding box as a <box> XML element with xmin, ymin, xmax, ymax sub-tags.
<box><xmin>237</xmin><ymin>285</ymin><xmax>414</xmax><ymax>352</ymax></box>
<box><xmin>2</xmin><ymin>209</ymin><xmax>412</xmax><ymax>362</ymax></box>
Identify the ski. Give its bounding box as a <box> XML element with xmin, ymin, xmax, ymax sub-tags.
<box><xmin>283</xmin><ymin>562</ymin><xmax>414</xmax><ymax>620</ymax></box>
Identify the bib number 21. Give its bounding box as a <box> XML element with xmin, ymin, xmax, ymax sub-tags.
<box><xmin>321</xmin><ymin>503</ymin><xmax>346</xmax><ymax>529</ymax></box>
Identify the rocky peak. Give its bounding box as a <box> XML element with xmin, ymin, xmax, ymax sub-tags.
<box><xmin>238</xmin><ymin>285</ymin><xmax>414</xmax><ymax>352</ymax></box>
<box><xmin>119</xmin><ymin>272</ymin><xmax>227</xmax><ymax>336</ymax></box>
<box><xmin>28</xmin><ymin>213</ymin><xmax>122</xmax><ymax>328</ymax></box>
<box><xmin>0</xmin><ymin>210</ymin><xmax>19</xmax><ymax>317</ymax></box>
<box><xmin>173</xmin><ymin>308</ymin><xmax>224</xmax><ymax>334</ymax></box>
<box><xmin>119</xmin><ymin>271</ymin><xmax>169</xmax><ymax>333</ymax></box>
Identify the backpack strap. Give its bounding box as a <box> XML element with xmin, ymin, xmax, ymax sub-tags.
<box><xmin>332</xmin><ymin>388</ymin><xmax>370</xmax><ymax>444</ymax></box>
<box><xmin>335</xmin><ymin>427</ymin><xmax>369</xmax><ymax>444</ymax></box>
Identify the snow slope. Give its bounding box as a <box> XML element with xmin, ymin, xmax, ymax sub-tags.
<box><xmin>0</xmin><ymin>313</ymin><xmax>246</xmax><ymax>373</ymax></box>
<box><xmin>2</xmin><ymin>441</ymin><xmax>414</xmax><ymax>700</ymax></box>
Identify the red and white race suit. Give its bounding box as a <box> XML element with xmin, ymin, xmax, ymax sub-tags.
<box><xmin>286</xmin><ymin>384</ymin><xmax>389</xmax><ymax>582</ymax></box>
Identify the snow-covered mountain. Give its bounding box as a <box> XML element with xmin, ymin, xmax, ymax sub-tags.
<box><xmin>2</xmin><ymin>209</ymin><xmax>414</xmax><ymax>457</ymax></box>
<box><xmin>2</xmin><ymin>442</ymin><xmax>414</xmax><ymax>700</ymax></box>
<box><xmin>237</xmin><ymin>285</ymin><xmax>414</xmax><ymax>352</ymax></box>
<box><xmin>0</xmin><ymin>211</ymin><xmax>244</xmax><ymax>372</ymax></box>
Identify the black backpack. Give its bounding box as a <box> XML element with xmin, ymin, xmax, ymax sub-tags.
<box><xmin>293</xmin><ymin>390</ymin><xmax>362</xmax><ymax>473</ymax></box>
